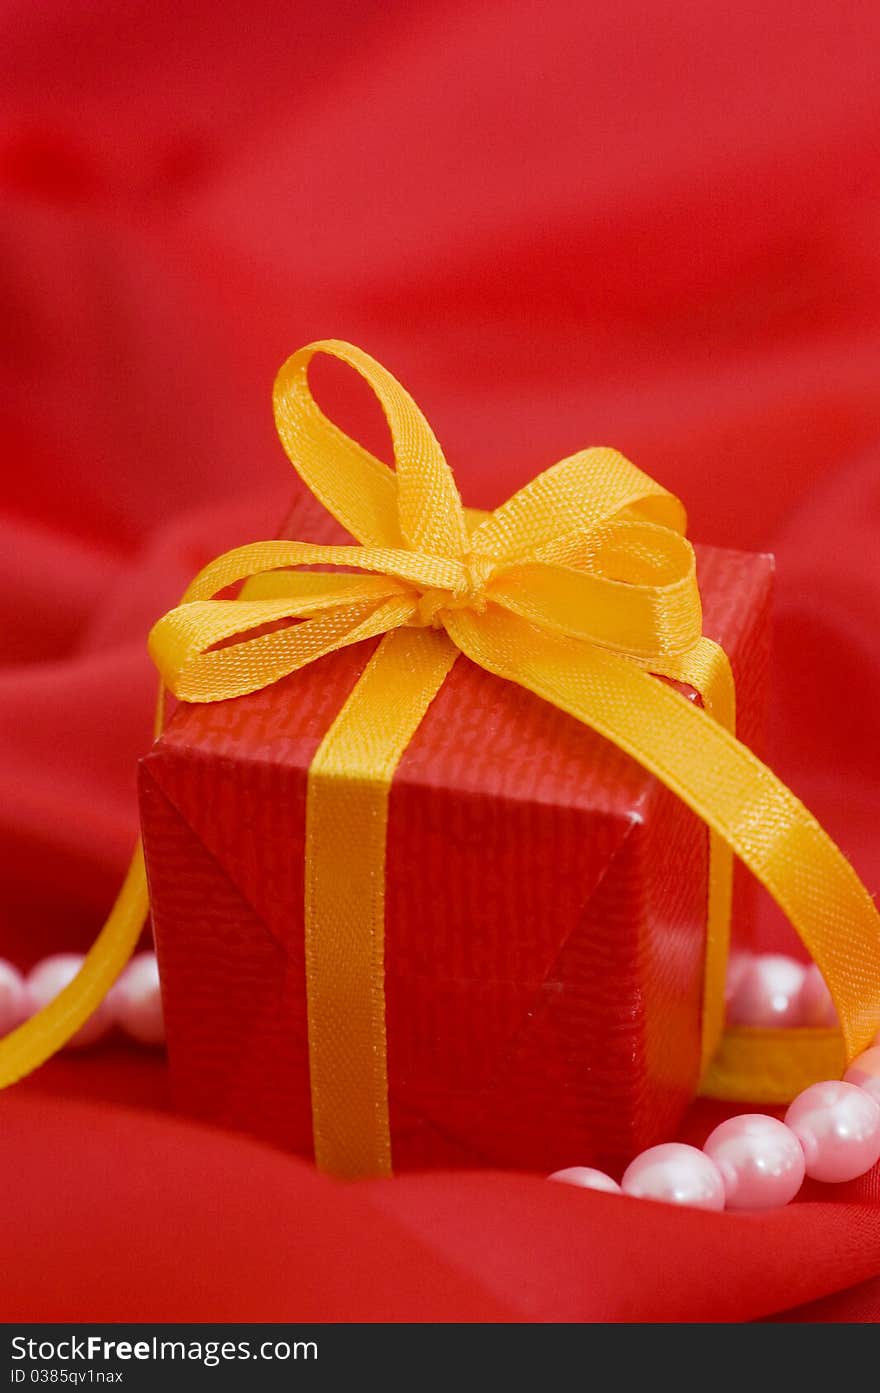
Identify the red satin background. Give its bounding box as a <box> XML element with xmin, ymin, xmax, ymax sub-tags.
<box><xmin>2</xmin><ymin>0</ymin><xmax>880</xmax><ymax>1322</ymax></box>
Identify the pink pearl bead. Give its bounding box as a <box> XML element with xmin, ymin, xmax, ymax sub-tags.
<box><xmin>727</xmin><ymin>954</ymin><xmax>806</xmax><ymax>1027</ymax></box>
<box><xmin>621</xmin><ymin>1143</ymin><xmax>725</xmax><ymax>1210</ymax></box>
<box><xmin>548</xmin><ymin>1167</ymin><xmax>621</xmax><ymax>1193</ymax></box>
<box><xmin>724</xmin><ymin>952</ymin><xmax>752</xmax><ymax>1007</ymax></box>
<box><xmin>785</xmin><ymin>1080</ymin><xmax>880</xmax><ymax>1183</ymax></box>
<box><xmin>0</xmin><ymin>959</ymin><xmax>26</xmax><ymax>1036</ymax></box>
<box><xmin>844</xmin><ymin>1045</ymin><xmax>880</xmax><ymax>1107</ymax></box>
<box><xmin>703</xmin><ymin>1114</ymin><xmax>805</xmax><ymax>1209</ymax></box>
<box><xmin>110</xmin><ymin>953</ymin><xmax>165</xmax><ymax>1046</ymax></box>
<box><xmin>26</xmin><ymin>954</ymin><xmax>113</xmax><ymax>1049</ymax></box>
<box><xmin>796</xmin><ymin>963</ymin><xmax>838</xmax><ymax>1027</ymax></box>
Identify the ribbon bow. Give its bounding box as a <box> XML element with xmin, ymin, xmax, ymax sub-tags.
<box><xmin>152</xmin><ymin>345</ymin><xmax>708</xmax><ymax>703</ymax></box>
<box><xmin>2</xmin><ymin>340</ymin><xmax>878</xmax><ymax>1181</ymax></box>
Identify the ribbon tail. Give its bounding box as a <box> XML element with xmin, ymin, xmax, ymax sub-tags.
<box><xmin>445</xmin><ymin>608</ymin><xmax>880</xmax><ymax>1093</ymax></box>
<box><xmin>0</xmin><ymin>841</ymin><xmax>149</xmax><ymax>1086</ymax></box>
<box><xmin>152</xmin><ymin>595</ymin><xmax>418</xmax><ymax>703</ymax></box>
<box><xmin>640</xmin><ymin>638</ymin><xmax>736</xmax><ymax>1078</ymax></box>
<box><xmin>702</xmin><ymin>1025</ymin><xmax>846</xmax><ymax>1103</ymax></box>
<box><xmin>0</xmin><ymin>683</ymin><xmax>167</xmax><ymax>1085</ymax></box>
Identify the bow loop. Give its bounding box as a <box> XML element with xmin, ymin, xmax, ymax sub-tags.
<box><xmin>273</xmin><ymin>340</ymin><xmax>468</xmax><ymax>558</ymax></box>
<box><xmin>468</xmin><ymin>447</ymin><xmax>688</xmax><ymax>562</ymax></box>
<box><xmin>488</xmin><ymin>518</ymin><xmax>701</xmax><ymax>658</ymax></box>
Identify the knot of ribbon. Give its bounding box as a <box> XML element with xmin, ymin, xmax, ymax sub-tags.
<box><xmin>414</xmin><ymin>552</ymin><xmax>498</xmax><ymax>628</ymax></box>
<box><xmin>1</xmin><ymin>339</ymin><xmax>878</xmax><ymax>1183</ymax></box>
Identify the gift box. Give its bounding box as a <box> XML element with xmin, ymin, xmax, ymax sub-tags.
<box><xmin>140</xmin><ymin>484</ymin><xmax>773</xmax><ymax>1175</ymax></box>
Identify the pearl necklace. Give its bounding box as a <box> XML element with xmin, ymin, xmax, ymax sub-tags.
<box><xmin>3</xmin><ymin>947</ymin><xmax>878</xmax><ymax>1207</ymax></box>
<box><xmin>551</xmin><ymin>953</ymin><xmax>880</xmax><ymax>1210</ymax></box>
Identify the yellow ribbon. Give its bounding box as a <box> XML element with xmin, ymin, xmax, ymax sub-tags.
<box><xmin>2</xmin><ymin>340</ymin><xmax>879</xmax><ymax>1181</ymax></box>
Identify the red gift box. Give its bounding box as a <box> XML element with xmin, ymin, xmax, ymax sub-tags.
<box><xmin>140</xmin><ymin>490</ymin><xmax>773</xmax><ymax>1174</ymax></box>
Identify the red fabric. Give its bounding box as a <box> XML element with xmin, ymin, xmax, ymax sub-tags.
<box><xmin>1</xmin><ymin>0</ymin><xmax>879</xmax><ymax>1321</ymax></box>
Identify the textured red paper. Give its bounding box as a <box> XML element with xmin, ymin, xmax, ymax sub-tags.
<box><xmin>139</xmin><ymin>493</ymin><xmax>773</xmax><ymax>1173</ymax></box>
